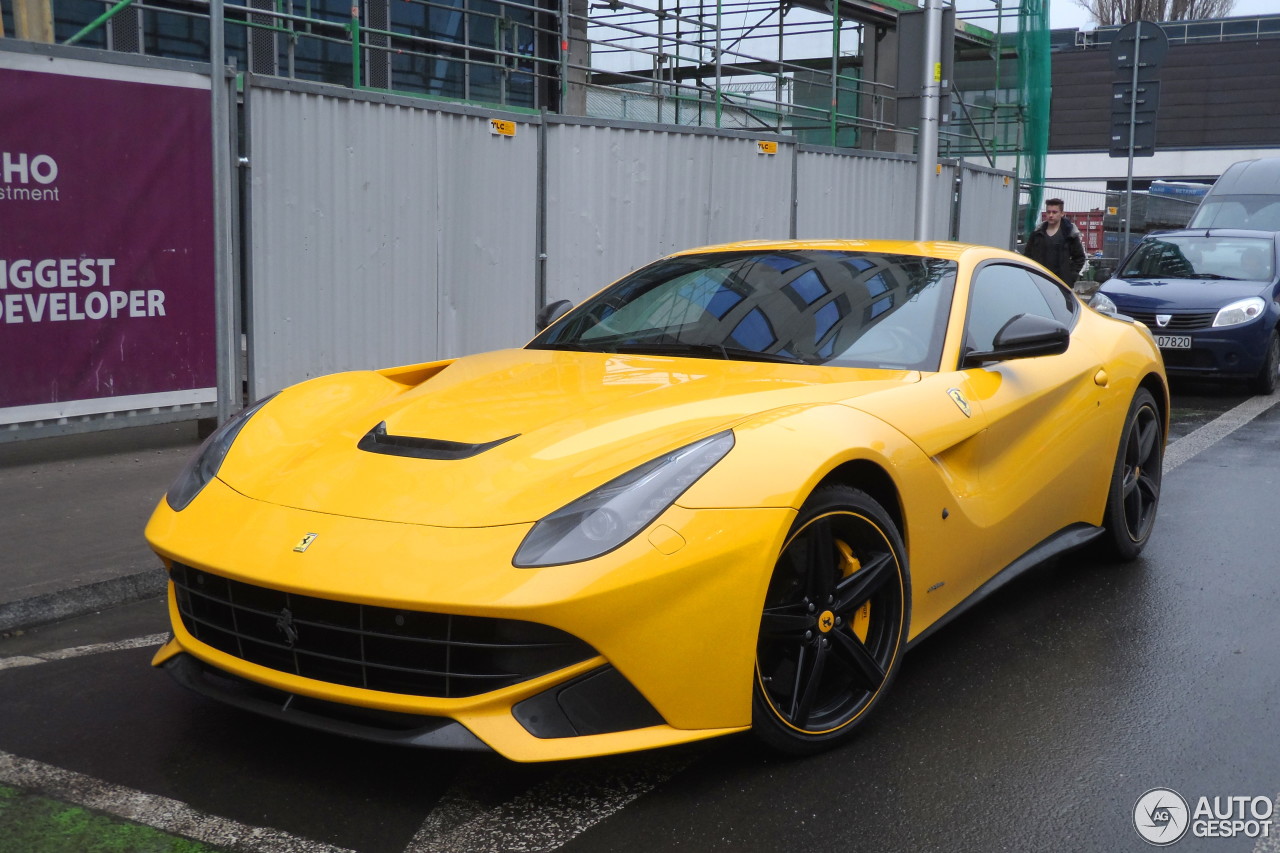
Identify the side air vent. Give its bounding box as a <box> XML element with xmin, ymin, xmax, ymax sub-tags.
<box><xmin>357</xmin><ymin>421</ymin><xmax>518</xmax><ymax>460</ymax></box>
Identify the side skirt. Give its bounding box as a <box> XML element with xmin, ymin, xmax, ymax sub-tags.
<box><xmin>906</xmin><ymin>523</ymin><xmax>1105</xmax><ymax>650</ymax></box>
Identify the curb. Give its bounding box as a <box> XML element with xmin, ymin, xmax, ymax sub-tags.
<box><xmin>0</xmin><ymin>568</ymin><xmax>168</xmax><ymax>635</ymax></box>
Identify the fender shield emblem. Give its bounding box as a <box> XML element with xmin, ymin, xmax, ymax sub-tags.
<box><xmin>947</xmin><ymin>388</ymin><xmax>973</xmax><ymax>418</ymax></box>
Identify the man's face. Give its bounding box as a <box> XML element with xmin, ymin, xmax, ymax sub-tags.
<box><xmin>1044</xmin><ymin>205</ymin><xmax>1063</xmax><ymax>225</ymax></box>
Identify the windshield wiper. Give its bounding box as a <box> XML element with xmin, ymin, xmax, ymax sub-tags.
<box><xmin>1190</xmin><ymin>273</ymin><xmax>1241</xmax><ymax>280</ymax></box>
<box><xmin>612</xmin><ymin>341</ymin><xmax>811</xmax><ymax>364</ymax></box>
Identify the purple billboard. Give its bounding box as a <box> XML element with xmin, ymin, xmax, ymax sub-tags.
<box><xmin>0</xmin><ymin>62</ymin><xmax>216</xmax><ymax>421</ymax></box>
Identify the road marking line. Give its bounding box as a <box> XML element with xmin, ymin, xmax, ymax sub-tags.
<box><xmin>408</xmin><ymin>754</ymin><xmax>693</xmax><ymax>853</ymax></box>
<box><xmin>1253</xmin><ymin>793</ymin><xmax>1280</xmax><ymax>853</ymax></box>
<box><xmin>0</xmin><ymin>633</ymin><xmax>168</xmax><ymax>672</ymax></box>
<box><xmin>0</xmin><ymin>750</ymin><xmax>354</xmax><ymax>853</ymax></box>
<box><xmin>1164</xmin><ymin>393</ymin><xmax>1280</xmax><ymax>474</ymax></box>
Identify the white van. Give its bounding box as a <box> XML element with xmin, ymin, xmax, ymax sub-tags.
<box><xmin>1189</xmin><ymin>157</ymin><xmax>1280</xmax><ymax>231</ymax></box>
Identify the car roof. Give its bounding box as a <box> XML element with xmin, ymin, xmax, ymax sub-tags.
<box><xmin>1141</xmin><ymin>229</ymin><xmax>1280</xmax><ymax>242</ymax></box>
<box><xmin>667</xmin><ymin>239</ymin><xmax>1009</xmax><ymax>263</ymax></box>
<box><xmin>1210</xmin><ymin>158</ymin><xmax>1280</xmax><ymax>196</ymax></box>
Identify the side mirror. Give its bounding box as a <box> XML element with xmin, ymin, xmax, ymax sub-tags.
<box><xmin>963</xmin><ymin>313</ymin><xmax>1070</xmax><ymax>367</ymax></box>
<box><xmin>535</xmin><ymin>299</ymin><xmax>573</xmax><ymax>332</ymax></box>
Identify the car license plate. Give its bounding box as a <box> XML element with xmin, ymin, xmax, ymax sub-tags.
<box><xmin>1155</xmin><ymin>334</ymin><xmax>1191</xmax><ymax>350</ymax></box>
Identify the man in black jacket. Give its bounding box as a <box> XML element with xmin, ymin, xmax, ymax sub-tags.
<box><xmin>1023</xmin><ymin>198</ymin><xmax>1086</xmax><ymax>286</ymax></box>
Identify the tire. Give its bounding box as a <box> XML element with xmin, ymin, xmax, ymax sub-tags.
<box><xmin>752</xmin><ymin>484</ymin><xmax>910</xmax><ymax>756</ymax></box>
<box><xmin>1096</xmin><ymin>388</ymin><xmax>1163</xmax><ymax>561</ymax></box>
<box><xmin>1249</xmin><ymin>331</ymin><xmax>1279</xmax><ymax>396</ymax></box>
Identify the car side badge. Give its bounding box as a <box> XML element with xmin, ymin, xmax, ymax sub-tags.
<box><xmin>947</xmin><ymin>388</ymin><xmax>972</xmax><ymax>418</ymax></box>
<box><xmin>293</xmin><ymin>533</ymin><xmax>319</xmax><ymax>553</ymax></box>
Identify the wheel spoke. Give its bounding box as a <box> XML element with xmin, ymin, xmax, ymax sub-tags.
<box><xmin>1121</xmin><ymin>467</ymin><xmax>1139</xmax><ymax>500</ymax></box>
<box><xmin>1136</xmin><ymin>414</ymin><xmax>1158</xmax><ymax>464</ymax></box>
<box><xmin>803</xmin><ymin>519</ymin><xmax>838</xmax><ymax>603</ymax></box>
<box><xmin>786</xmin><ymin>643</ymin><xmax>810</xmax><ymax>720</ymax></box>
<box><xmin>830</xmin><ymin>627</ymin><xmax>886</xmax><ymax>691</ymax></box>
<box><xmin>792</xmin><ymin>640</ymin><xmax>829</xmax><ymax>727</ymax></box>
<box><xmin>760</xmin><ymin>605</ymin><xmax>813</xmax><ymax>639</ymax></box>
<box><xmin>832</xmin><ymin>550</ymin><xmax>893</xmax><ymax>612</ymax></box>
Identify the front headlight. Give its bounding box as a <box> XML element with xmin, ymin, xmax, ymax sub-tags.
<box><xmin>1089</xmin><ymin>291</ymin><xmax>1118</xmax><ymax>315</ymax></box>
<box><xmin>513</xmin><ymin>430</ymin><xmax>735</xmax><ymax>567</ymax></box>
<box><xmin>1213</xmin><ymin>297</ymin><xmax>1266</xmax><ymax>327</ymax></box>
<box><xmin>166</xmin><ymin>395</ymin><xmax>276</xmax><ymax>511</ymax></box>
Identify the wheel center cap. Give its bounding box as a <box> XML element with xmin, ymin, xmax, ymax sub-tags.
<box><xmin>817</xmin><ymin>610</ymin><xmax>836</xmax><ymax>633</ymax></box>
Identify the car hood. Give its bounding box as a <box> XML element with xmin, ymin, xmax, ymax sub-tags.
<box><xmin>1100</xmin><ymin>276</ymin><xmax>1271</xmax><ymax>311</ymax></box>
<box><xmin>217</xmin><ymin>348</ymin><xmax>918</xmax><ymax>526</ymax></box>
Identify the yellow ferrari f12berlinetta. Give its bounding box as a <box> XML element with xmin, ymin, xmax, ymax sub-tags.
<box><xmin>147</xmin><ymin>240</ymin><xmax>1167</xmax><ymax>762</ymax></box>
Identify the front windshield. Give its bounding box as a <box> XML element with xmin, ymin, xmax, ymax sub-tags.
<box><xmin>1189</xmin><ymin>196</ymin><xmax>1280</xmax><ymax>231</ymax></box>
<box><xmin>529</xmin><ymin>250</ymin><xmax>959</xmax><ymax>371</ymax></box>
<box><xmin>1119</xmin><ymin>236</ymin><xmax>1275</xmax><ymax>281</ymax></box>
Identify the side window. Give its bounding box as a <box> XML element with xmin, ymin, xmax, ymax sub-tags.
<box><xmin>965</xmin><ymin>264</ymin><xmax>1061</xmax><ymax>354</ymax></box>
<box><xmin>1028</xmin><ymin>268</ymin><xmax>1079</xmax><ymax>327</ymax></box>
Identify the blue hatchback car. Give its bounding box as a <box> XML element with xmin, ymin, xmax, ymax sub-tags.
<box><xmin>1094</xmin><ymin>230</ymin><xmax>1280</xmax><ymax>394</ymax></box>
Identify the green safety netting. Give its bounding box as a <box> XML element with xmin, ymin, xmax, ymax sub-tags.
<box><xmin>1019</xmin><ymin>0</ymin><xmax>1051</xmax><ymax>236</ymax></box>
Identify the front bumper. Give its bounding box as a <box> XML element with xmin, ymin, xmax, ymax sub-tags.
<box><xmin>1149</xmin><ymin>325</ymin><xmax>1272</xmax><ymax>379</ymax></box>
<box><xmin>147</xmin><ymin>477</ymin><xmax>794</xmax><ymax>761</ymax></box>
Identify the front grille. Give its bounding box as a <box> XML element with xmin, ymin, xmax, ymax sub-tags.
<box><xmin>1126</xmin><ymin>310</ymin><xmax>1217</xmax><ymax>331</ymax></box>
<box><xmin>171</xmin><ymin>563</ymin><xmax>597</xmax><ymax>699</ymax></box>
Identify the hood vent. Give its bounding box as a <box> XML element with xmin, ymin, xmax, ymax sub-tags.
<box><xmin>358</xmin><ymin>421</ymin><xmax>518</xmax><ymax>460</ymax></box>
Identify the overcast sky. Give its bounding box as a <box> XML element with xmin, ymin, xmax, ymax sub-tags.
<box><xmin>1048</xmin><ymin>0</ymin><xmax>1276</xmax><ymax>30</ymax></box>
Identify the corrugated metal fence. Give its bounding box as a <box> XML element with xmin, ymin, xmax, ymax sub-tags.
<box><xmin>245</xmin><ymin>77</ymin><xmax>1017</xmax><ymax>398</ymax></box>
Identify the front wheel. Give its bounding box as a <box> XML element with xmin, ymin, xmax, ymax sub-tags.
<box><xmin>752</xmin><ymin>485</ymin><xmax>910</xmax><ymax>755</ymax></box>
<box><xmin>1096</xmin><ymin>387</ymin><xmax>1163</xmax><ymax>561</ymax></box>
<box><xmin>1249</xmin><ymin>331</ymin><xmax>1279</xmax><ymax>396</ymax></box>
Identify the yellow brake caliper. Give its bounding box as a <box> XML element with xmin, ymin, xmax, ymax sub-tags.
<box><xmin>836</xmin><ymin>539</ymin><xmax>871</xmax><ymax>642</ymax></box>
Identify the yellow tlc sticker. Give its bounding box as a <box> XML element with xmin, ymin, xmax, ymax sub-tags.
<box><xmin>489</xmin><ymin>119</ymin><xmax>517</xmax><ymax>137</ymax></box>
<box><xmin>757</xmin><ymin>141</ymin><xmax>778</xmax><ymax>155</ymax></box>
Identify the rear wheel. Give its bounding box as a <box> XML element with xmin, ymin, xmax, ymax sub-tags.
<box><xmin>1096</xmin><ymin>388</ymin><xmax>1163</xmax><ymax>561</ymax></box>
<box><xmin>752</xmin><ymin>485</ymin><xmax>909</xmax><ymax>755</ymax></box>
<box><xmin>1249</xmin><ymin>331</ymin><xmax>1279</xmax><ymax>396</ymax></box>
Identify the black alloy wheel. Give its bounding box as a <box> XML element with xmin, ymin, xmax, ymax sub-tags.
<box><xmin>752</xmin><ymin>485</ymin><xmax>909</xmax><ymax>755</ymax></box>
<box><xmin>1250</xmin><ymin>331</ymin><xmax>1279</xmax><ymax>396</ymax></box>
<box><xmin>1098</xmin><ymin>387</ymin><xmax>1163</xmax><ymax>561</ymax></box>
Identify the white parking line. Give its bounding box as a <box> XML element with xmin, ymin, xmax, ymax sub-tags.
<box><xmin>0</xmin><ymin>633</ymin><xmax>168</xmax><ymax>672</ymax></box>
<box><xmin>0</xmin><ymin>750</ymin><xmax>354</xmax><ymax>853</ymax></box>
<box><xmin>1164</xmin><ymin>393</ymin><xmax>1280</xmax><ymax>474</ymax></box>
<box><xmin>408</xmin><ymin>754</ymin><xmax>693</xmax><ymax>853</ymax></box>
<box><xmin>1253</xmin><ymin>794</ymin><xmax>1280</xmax><ymax>853</ymax></box>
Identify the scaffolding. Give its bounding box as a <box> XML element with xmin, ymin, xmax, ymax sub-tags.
<box><xmin>18</xmin><ymin>0</ymin><xmax>1048</xmax><ymax>173</ymax></box>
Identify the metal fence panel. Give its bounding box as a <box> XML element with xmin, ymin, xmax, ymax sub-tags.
<box><xmin>543</xmin><ymin>121</ymin><xmax>793</xmax><ymax>304</ymax></box>
<box><xmin>794</xmin><ymin>149</ymin><xmax>921</xmax><ymax>240</ymax></box>
<box><xmin>957</xmin><ymin>165</ymin><xmax>1017</xmax><ymax>249</ymax></box>
<box><xmin>431</xmin><ymin>111</ymin><xmax>539</xmax><ymax>358</ymax></box>
<box><xmin>246</xmin><ymin>81</ymin><xmax>537</xmax><ymax>398</ymax></box>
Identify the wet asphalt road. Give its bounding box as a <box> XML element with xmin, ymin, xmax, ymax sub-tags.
<box><xmin>1</xmin><ymin>383</ymin><xmax>1277</xmax><ymax>853</ymax></box>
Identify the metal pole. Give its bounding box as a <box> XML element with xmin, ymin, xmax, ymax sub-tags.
<box><xmin>210</xmin><ymin>0</ymin><xmax>237</xmax><ymax>422</ymax></box>
<box><xmin>64</xmin><ymin>0</ymin><xmax>134</xmax><ymax>46</ymax></box>
<box><xmin>1123</xmin><ymin>23</ymin><xmax>1143</xmax><ymax>252</ymax></box>
<box><xmin>914</xmin><ymin>0</ymin><xmax>942</xmax><ymax>241</ymax></box>
<box><xmin>350</xmin><ymin>2</ymin><xmax>362</xmax><ymax>89</ymax></box>
<box><xmin>715</xmin><ymin>0</ymin><xmax>723</xmax><ymax>128</ymax></box>
<box><xmin>829</xmin><ymin>3</ymin><xmax>838</xmax><ymax>147</ymax></box>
